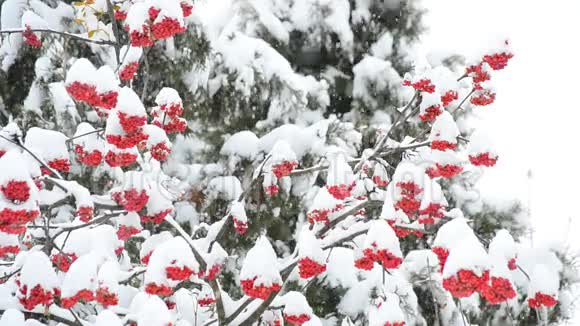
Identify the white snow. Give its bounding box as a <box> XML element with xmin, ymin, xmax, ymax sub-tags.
<box><xmin>65</xmin><ymin>58</ymin><xmax>96</xmax><ymax>85</ymax></box>
<box><xmin>73</xmin><ymin>122</ymin><xmax>106</xmax><ymax>152</ymax></box>
<box><xmin>19</xmin><ymin>251</ymin><xmax>59</xmax><ymax>295</ymax></box>
<box><xmin>442</xmin><ymin>238</ymin><xmax>490</xmax><ymax>278</ymax></box>
<box><xmin>429</xmin><ymin>111</ymin><xmax>460</xmax><ymax>144</ymax></box>
<box><xmin>95</xmin><ymin>310</ymin><xmax>123</xmax><ymax>326</ymax></box>
<box><xmin>240</xmin><ymin>236</ymin><xmax>282</xmax><ymax>288</ymax></box>
<box><xmin>353</xmin><ymin>56</ymin><xmax>404</xmax><ymax>109</ymax></box>
<box><xmin>115</xmin><ymin>87</ymin><xmax>147</xmax><ymax>117</ymax></box>
<box><xmin>281</xmin><ymin>291</ymin><xmax>313</xmax><ymax>317</ymax></box>
<box><xmin>136</xmin><ymin>295</ymin><xmax>173</xmax><ymax>326</ymax></box>
<box><xmin>298</xmin><ymin>227</ymin><xmax>325</xmax><ymax>265</ymax></box>
<box><xmin>155</xmin><ymin>87</ymin><xmax>182</xmax><ymax>107</ymax></box>
<box><xmin>528</xmin><ymin>264</ymin><xmax>559</xmax><ymax>297</ymax></box>
<box><xmin>220</xmin><ymin>131</ymin><xmax>259</xmax><ymax>160</ymax></box>
<box><xmin>61</xmin><ymin>253</ymin><xmax>98</xmax><ymax>298</ymax></box>
<box><xmin>24</xmin><ymin>127</ymin><xmax>69</xmax><ymax>162</ymax></box>
<box><xmin>206</xmin><ymin>176</ymin><xmax>242</xmax><ymax>202</ymax></box>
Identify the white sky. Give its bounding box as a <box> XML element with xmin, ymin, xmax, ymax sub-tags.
<box><xmin>422</xmin><ymin>0</ymin><xmax>580</xmax><ymax>251</ymax></box>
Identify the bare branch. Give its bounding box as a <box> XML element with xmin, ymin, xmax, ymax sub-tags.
<box><xmin>0</xmin><ymin>28</ymin><xmax>117</xmax><ymax>46</ymax></box>
<box><xmin>0</xmin><ymin>134</ymin><xmax>64</xmax><ymax>179</ymax></box>
<box><xmin>106</xmin><ymin>0</ymin><xmax>122</xmax><ymax>65</ymax></box>
<box><xmin>66</xmin><ymin>128</ymin><xmax>105</xmax><ymax>143</ymax></box>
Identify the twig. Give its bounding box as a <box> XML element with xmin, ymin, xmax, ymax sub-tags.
<box><xmin>0</xmin><ymin>28</ymin><xmax>117</xmax><ymax>46</ymax></box>
<box><xmin>0</xmin><ymin>268</ymin><xmax>20</xmax><ymax>283</ymax></box>
<box><xmin>223</xmin><ymin>297</ymin><xmax>254</xmax><ymax>324</ymax></box>
<box><xmin>165</xmin><ymin>216</ymin><xmax>227</xmax><ymax>323</ymax></box>
<box><xmin>0</xmin><ymin>134</ymin><xmax>63</xmax><ymax>179</ymax></box>
<box><xmin>66</xmin><ymin>128</ymin><xmax>105</xmax><ymax>143</ymax></box>
<box><xmin>51</xmin><ymin>211</ymin><xmax>125</xmax><ymax>239</ymax></box>
<box><xmin>119</xmin><ymin>268</ymin><xmax>146</xmax><ymax>285</ymax></box>
<box><xmin>106</xmin><ymin>0</ymin><xmax>122</xmax><ymax>65</ymax></box>
<box><xmin>140</xmin><ymin>49</ymin><xmax>151</xmax><ymax>102</ymax></box>
<box><xmin>316</xmin><ymin>200</ymin><xmax>371</xmax><ymax>237</ymax></box>
<box><xmin>67</xmin><ymin>308</ymin><xmax>83</xmax><ymax>326</ymax></box>
<box><xmin>209</xmin><ymin>156</ymin><xmax>271</xmax><ymax>253</ymax></box>
<box><xmin>452</xmin><ymin>88</ymin><xmax>476</xmax><ymax>116</ymax></box>
<box><xmin>354</xmin><ymin>91</ymin><xmax>419</xmax><ymax>172</ymax></box>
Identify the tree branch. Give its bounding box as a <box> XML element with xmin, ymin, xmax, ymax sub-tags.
<box><xmin>140</xmin><ymin>49</ymin><xmax>151</xmax><ymax>102</ymax></box>
<box><xmin>316</xmin><ymin>200</ymin><xmax>371</xmax><ymax>237</ymax></box>
<box><xmin>106</xmin><ymin>0</ymin><xmax>122</xmax><ymax>65</ymax></box>
<box><xmin>0</xmin><ymin>134</ymin><xmax>63</xmax><ymax>179</ymax></box>
<box><xmin>165</xmin><ymin>216</ymin><xmax>227</xmax><ymax>323</ymax></box>
<box><xmin>66</xmin><ymin>128</ymin><xmax>105</xmax><ymax>143</ymax></box>
<box><xmin>354</xmin><ymin>91</ymin><xmax>419</xmax><ymax>172</ymax></box>
<box><xmin>13</xmin><ymin>309</ymin><xmax>80</xmax><ymax>326</ymax></box>
<box><xmin>51</xmin><ymin>211</ymin><xmax>125</xmax><ymax>240</ymax></box>
<box><xmin>0</xmin><ymin>28</ymin><xmax>117</xmax><ymax>46</ymax></box>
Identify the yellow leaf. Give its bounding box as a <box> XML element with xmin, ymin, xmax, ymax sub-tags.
<box><xmin>74</xmin><ymin>18</ymin><xmax>84</xmax><ymax>25</ymax></box>
<box><xmin>88</xmin><ymin>30</ymin><xmax>96</xmax><ymax>38</ymax></box>
<box><xmin>72</xmin><ymin>1</ymin><xmax>85</xmax><ymax>6</ymax></box>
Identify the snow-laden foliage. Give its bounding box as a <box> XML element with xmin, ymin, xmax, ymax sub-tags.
<box><xmin>0</xmin><ymin>1</ymin><xmax>576</xmax><ymax>326</ymax></box>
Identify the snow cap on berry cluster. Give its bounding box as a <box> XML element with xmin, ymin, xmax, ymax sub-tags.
<box><xmin>155</xmin><ymin>87</ymin><xmax>183</xmax><ymax>114</ymax></box>
<box><xmin>306</xmin><ymin>186</ymin><xmax>343</xmax><ymax>224</ymax></box>
<box><xmin>488</xmin><ymin>229</ymin><xmax>517</xmax><ymax>263</ymax></box>
<box><xmin>220</xmin><ymin>131</ymin><xmax>260</xmax><ymax>160</ymax></box>
<box><xmin>326</xmin><ymin>151</ymin><xmax>354</xmax><ymax>189</ymax></box>
<box><xmin>95</xmin><ymin>310</ymin><xmax>123</xmax><ymax>326</ymax></box>
<box><xmin>468</xmin><ymin>129</ymin><xmax>499</xmax><ymax>166</ymax></box>
<box><xmin>136</xmin><ymin>294</ymin><xmax>173</xmax><ymax>326</ymax></box>
<box><xmin>96</xmin><ymin>259</ymin><xmax>121</xmax><ymax>299</ymax></box>
<box><xmin>268</xmin><ymin>139</ymin><xmax>297</xmax><ymax>164</ymax></box>
<box><xmin>298</xmin><ymin>227</ymin><xmax>325</xmax><ymax>265</ymax></box>
<box><xmin>419</xmin><ymin>178</ymin><xmax>447</xmax><ymax>209</ymax></box>
<box><xmin>87</xmin><ymin>225</ymin><xmax>124</xmax><ymax>259</ymax></box>
<box><xmin>24</xmin><ymin>127</ymin><xmax>69</xmax><ymax>166</ymax></box>
<box><xmin>118</xmin><ymin>45</ymin><xmax>143</xmax><ymax>80</ymax></box>
<box><xmin>428</xmin><ymin>111</ymin><xmax>460</xmax><ymax>147</ymax></box>
<box><xmin>144</xmin><ymin>124</ymin><xmax>172</xmax><ymax>161</ymax></box>
<box><xmin>442</xmin><ymin>236</ymin><xmax>490</xmax><ymax>278</ymax></box>
<box><xmin>18</xmin><ymin>251</ymin><xmax>59</xmax><ymax>308</ymax></box>
<box><xmin>528</xmin><ymin>264</ymin><xmax>559</xmax><ymax>301</ymax></box>
<box><xmin>390</xmin><ymin>161</ymin><xmax>427</xmax><ymax>200</ymax></box>
<box><xmin>65</xmin><ymin>58</ymin><xmax>97</xmax><ymax>87</ymax></box>
<box><xmin>140</xmin><ymin>231</ymin><xmax>173</xmax><ymax>264</ymax></box>
<box><xmin>433</xmin><ymin>217</ymin><xmax>476</xmax><ymax>250</ymax></box>
<box><xmin>0</xmin><ymin>151</ymin><xmax>38</xmax><ymax>201</ymax></box>
<box><xmin>73</xmin><ymin>122</ymin><xmax>106</xmax><ymax>153</ymax></box>
<box><xmin>124</xmin><ymin>2</ymin><xmax>150</xmax><ymax>34</ymax></box>
<box><xmin>368</xmin><ymin>293</ymin><xmax>406</xmax><ymax>326</ymax></box>
<box><xmin>116</xmin><ymin>211</ymin><xmax>143</xmax><ymax>240</ymax></box>
<box><xmin>418</xmin><ymin>91</ymin><xmax>443</xmax><ymax>122</ymax></box>
<box><xmin>363</xmin><ymin>220</ymin><xmax>403</xmax><ymax>261</ymax></box>
<box><xmin>115</xmin><ymin>86</ymin><xmax>147</xmax><ymax>119</ymax></box>
<box><xmin>240</xmin><ymin>235</ymin><xmax>282</xmax><ymax>289</ymax></box>
<box><xmin>144</xmin><ymin>236</ymin><xmax>199</xmax><ymax>286</ymax></box>
<box><xmin>95</xmin><ymin>65</ymin><xmax>120</xmax><ymax>96</ymax></box>
<box><xmin>230</xmin><ymin>200</ymin><xmax>248</xmax><ymax>234</ymax></box>
<box><xmin>281</xmin><ymin>291</ymin><xmax>314</xmax><ymax>323</ymax></box>
<box><xmin>380</xmin><ymin>193</ymin><xmax>410</xmax><ymax>223</ymax></box>
<box><xmin>60</xmin><ymin>252</ymin><xmax>99</xmax><ymax>301</ymax></box>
